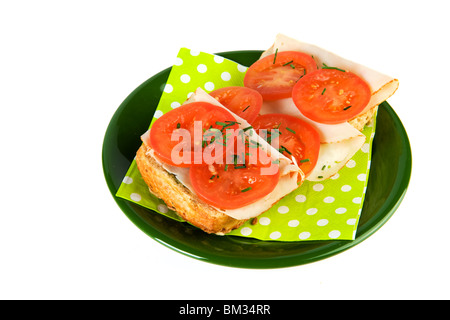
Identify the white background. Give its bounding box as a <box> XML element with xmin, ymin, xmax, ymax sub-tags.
<box><xmin>1</xmin><ymin>0</ymin><xmax>449</xmax><ymax>300</ymax></box>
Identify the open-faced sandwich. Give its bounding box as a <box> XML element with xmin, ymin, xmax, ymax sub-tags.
<box><xmin>134</xmin><ymin>34</ymin><xmax>399</xmax><ymax>235</ymax></box>
<box><xmin>244</xmin><ymin>34</ymin><xmax>398</xmax><ymax>181</ymax></box>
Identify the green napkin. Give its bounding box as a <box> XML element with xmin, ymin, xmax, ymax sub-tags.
<box><xmin>116</xmin><ymin>48</ymin><xmax>376</xmax><ymax>241</ymax></box>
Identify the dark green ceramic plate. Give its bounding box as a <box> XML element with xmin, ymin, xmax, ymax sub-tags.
<box><xmin>102</xmin><ymin>50</ymin><xmax>412</xmax><ymax>269</ymax></box>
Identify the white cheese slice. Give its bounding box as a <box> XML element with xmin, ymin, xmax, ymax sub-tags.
<box><xmin>142</xmin><ymin>88</ymin><xmax>304</xmax><ymax>221</ymax></box>
<box><xmin>307</xmin><ymin>136</ymin><xmax>366</xmax><ymax>181</ymax></box>
<box><xmin>260</xmin><ymin>33</ymin><xmax>399</xmax><ymax>116</ymax></box>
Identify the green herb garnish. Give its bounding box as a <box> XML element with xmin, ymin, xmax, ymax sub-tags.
<box><xmin>242</xmin><ymin>105</ymin><xmax>251</xmax><ymax>112</ymax></box>
<box><xmin>241</xmin><ymin>187</ymin><xmax>252</xmax><ymax>192</ymax></box>
<box><xmin>286</xmin><ymin>127</ymin><xmax>296</xmax><ymax>134</ymax></box>
<box><xmin>216</xmin><ymin>120</ymin><xmax>240</xmax><ymax>131</ymax></box>
<box><xmin>280</xmin><ymin>145</ymin><xmax>292</xmax><ymax>155</ymax></box>
<box><xmin>176</xmin><ymin>123</ymin><xmax>181</xmax><ymax>129</ymax></box>
<box><xmin>300</xmin><ymin>158</ymin><xmax>310</xmax><ymax>163</ymax></box>
<box><xmin>321</xmin><ymin>88</ymin><xmax>326</xmax><ymax>95</ymax></box>
<box><xmin>343</xmin><ymin>106</ymin><xmax>352</xmax><ymax>111</ymax></box>
<box><xmin>322</xmin><ymin>63</ymin><xmax>346</xmax><ymax>72</ymax></box>
<box><xmin>273</xmin><ymin>48</ymin><xmax>278</xmax><ymax>64</ymax></box>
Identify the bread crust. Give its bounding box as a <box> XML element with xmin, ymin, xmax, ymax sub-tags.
<box><xmin>135</xmin><ymin>143</ymin><xmax>247</xmax><ymax>234</ymax></box>
<box><xmin>348</xmin><ymin>105</ymin><xmax>378</xmax><ymax>131</ymax></box>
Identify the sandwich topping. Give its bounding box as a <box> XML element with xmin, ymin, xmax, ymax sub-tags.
<box><xmin>142</xmin><ymin>87</ymin><xmax>304</xmax><ymax>218</ymax></box>
<box><xmin>242</xmin><ymin>33</ymin><xmax>398</xmax><ymax>181</ymax></box>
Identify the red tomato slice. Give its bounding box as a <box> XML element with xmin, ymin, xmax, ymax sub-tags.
<box><xmin>209</xmin><ymin>86</ymin><xmax>263</xmax><ymax>124</ymax></box>
<box><xmin>189</xmin><ymin>161</ymin><xmax>280</xmax><ymax>210</ymax></box>
<box><xmin>243</xmin><ymin>51</ymin><xmax>317</xmax><ymax>101</ymax></box>
<box><xmin>292</xmin><ymin>68</ymin><xmax>371</xmax><ymax>124</ymax></box>
<box><xmin>251</xmin><ymin>114</ymin><xmax>320</xmax><ymax>177</ymax></box>
<box><xmin>149</xmin><ymin>102</ymin><xmax>239</xmax><ymax>167</ymax></box>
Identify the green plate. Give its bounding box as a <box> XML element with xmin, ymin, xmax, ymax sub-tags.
<box><xmin>102</xmin><ymin>50</ymin><xmax>412</xmax><ymax>269</ymax></box>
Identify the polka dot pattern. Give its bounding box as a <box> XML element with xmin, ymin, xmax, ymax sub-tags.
<box><xmin>116</xmin><ymin>48</ymin><xmax>377</xmax><ymax>241</ymax></box>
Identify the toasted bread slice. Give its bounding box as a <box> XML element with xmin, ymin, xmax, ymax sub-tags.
<box><xmin>135</xmin><ymin>143</ymin><xmax>247</xmax><ymax>234</ymax></box>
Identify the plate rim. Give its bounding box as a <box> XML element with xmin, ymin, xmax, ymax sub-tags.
<box><xmin>102</xmin><ymin>50</ymin><xmax>412</xmax><ymax>269</ymax></box>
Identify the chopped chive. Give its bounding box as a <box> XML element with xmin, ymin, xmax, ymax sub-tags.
<box><xmin>282</xmin><ymin>60</ymin><xmax>294</xmax><ymax>66</ymax></box>
<box><xmin>224</xmin><ymin>164</ymin><xmax>228</xmax><ymax>171</ymax></box>
<box><xmin>273</xmin><ymin>48</ymin><xmax>278</xmax><ymax>64</ymax></box>
<box><xmin>272</xmin><ymin>159</ymin><xmax>280</xmax><ymax>164</ymax></box>
<box><xmin>290</xmin><ymin>64</ymin><xmax>295</xmax><ymax>69</ymax></box>
<box><xmin>318</xmin><ymin>175</ymin><xmax>323</xmax><ymax>179</ymax></box>
<box><xmin>280</xmin><ymin>145</ymin><xmax>292</xmax><ymax>155</ymax></box>
<box><xmin>243</xmin><ymin>126</ymin><xmax>253</xmax><ymax>132</ymax></box>
<box><xmin>321</xmin><ymin>165</ymin><xmax>326</xmax><ymax>170</ymax></box>
<box><xmin>176</xmin><ymin>123</ymin><xmax>181</xmax><ymax>129</ymax></box>
<box><xmin>234</xmin><ymin>165</ymin><xmax>246</xmax><ymax>169</ymax></box>
<box><xmin>216</xmin><ymin>120</ymin><xmax>240</xmax><ymax>131</ymax></box>
<box><xmin>343</xmin><ymin>106</ymin><xmax>352</xmax><ymax>111</ymax></box>
<box><xmin>322</xmin><ymin>63</ymin><xmax>346</xmax><ymax>72</ymax></box>
<box><xmin>321</xmin><ymin>88</ymin><xmax>326</xmax><ymax>95</ymax></box>
<box><xmin>210</xmin><ymin>175</ymin><xmax>215</xmax><ymax>179</ymax></box>
<box><xmin>241</xmin><ymin>187</ymin><xmax>252</xmax><ymax>192</ymax></box>
<box><xmin>242</xmin><ymin>105</ymin><xmax>251</xmax><ymax>112</ymax></box>
<box><xmin>285</xmin><ymin>127</ymin><xmax>296</xmax><ymax>134</ymax></box>
<box><xmin>300</xmin><ymin>158</ymin><xmax>310</xmax><ymax>163</ymax></box>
